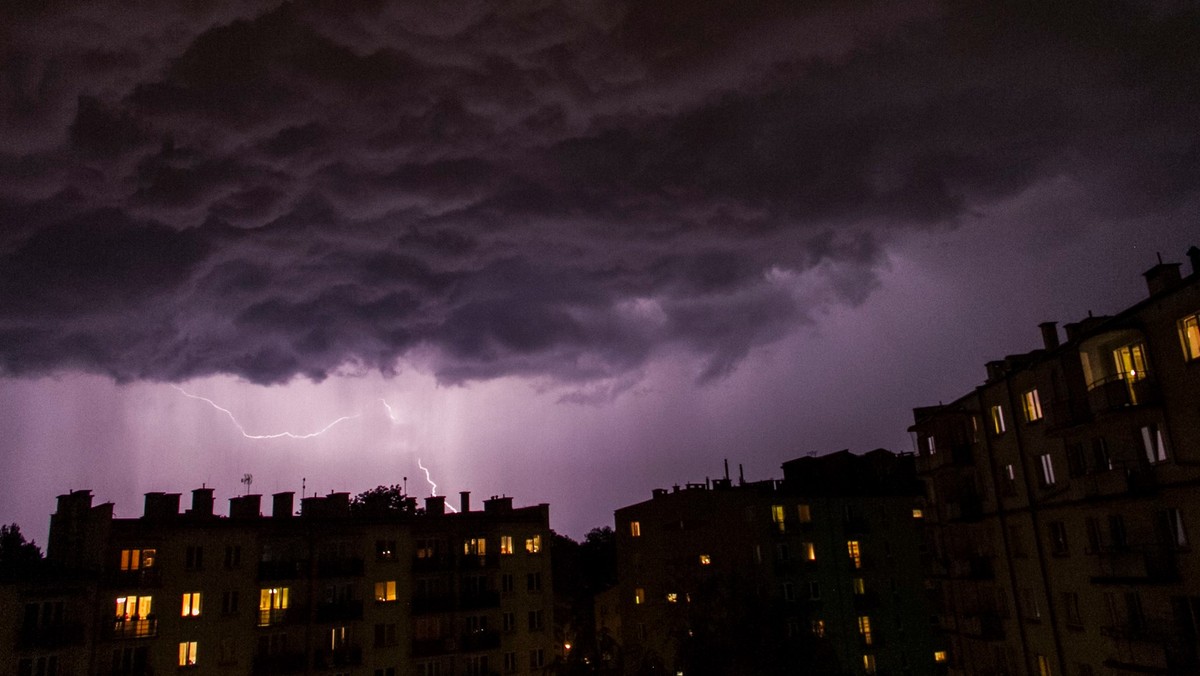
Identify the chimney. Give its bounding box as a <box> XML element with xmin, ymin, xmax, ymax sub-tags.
<box><xmin>1188</xmin><ymin>246</ymin><xmax>1200</xmax><ymax>277</ymax></box>
<box><xmin>190</xmin><ymin>488</ymin><xmax>215</xmax><ymax>517</ymax></box>
<box><xmin>425</xmin><ymin>496</ymin><xmax>445</xmax><ymax>515</ymax></box>
<box><xmin>460</xmin><ymin>491</ymin><xmax>471</xmax><ymax>513</ymax></box>
<box><xmin>229</xmin><ymin>494</ymin><xmax>261</xmax><ymax>519</ymax></box>
<box><xmin>1038</xmin><ymin>322</ymin><xmax>1060</xmax><ymax>350</ymax></box>
<box><xmin>1143</xmin><ymin>258</ymin><xmax>1182</xmax><ymax>296</ymax></box>
<box><xmin>272</xmin><ymin>492</ymin><xmax>294</xmax><ymax>518</ymax></box>
<box><xmin>484</xmin><ymin>496</ymin><xmax>513</xmax><ymax>513</ymax></box>
<box><xmin>143</xmin><ymin>492</ymin><xmax>180</xmax><ymax>520</ymax></box>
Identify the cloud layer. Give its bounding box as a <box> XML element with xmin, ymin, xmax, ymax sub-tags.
<box><xmin>1</xmin><ymin>1</ymin><xmax>1198</xmax><ymax>386</ymax></box>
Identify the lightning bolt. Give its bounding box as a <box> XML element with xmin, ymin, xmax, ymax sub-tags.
<box><xmin>417</xmin><ymin>457</ymin><xmax>458</xmax><ymax>513</ymax></box>
<box><xmin>381</xmin><ymin>398</ymin><xmax>400</xmax><ymax>423</ymax></box>
<box><xmin>173</xmin><ymin>385</ymin><xmax>360</xmax><ymax>439</ymax></box>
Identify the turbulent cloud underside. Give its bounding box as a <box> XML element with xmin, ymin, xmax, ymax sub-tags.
<box><xmin>1</xmin><ymin>0</ymin><xmax>1198</xmax><ymax>386</ymax></box>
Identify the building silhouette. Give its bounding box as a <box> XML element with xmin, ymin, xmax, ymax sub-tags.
<box><xmin>611</xmin><ymin>451</ymin><xmax>941</xmax><ymax>675</ymax></box>
<box><xmin>910</xmin><ymin>247</ymin><xmax>1200</xmax><ymax>676</ymax></box>
<box><xmin>7</xmin><ymin>487</ymin><xmax>556</xmax><ymax>676</ymax></box>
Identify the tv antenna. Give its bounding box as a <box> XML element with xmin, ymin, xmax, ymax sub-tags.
<box><xmin>241</xmin><ymin>473</ymin><xmax>253</xmax><ymax>495</ymax></box>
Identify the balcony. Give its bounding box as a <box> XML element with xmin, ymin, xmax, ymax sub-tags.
<box><xmin>258</xmin><ymin>560</ymin><xmax>306</xmax><ymax>580</ymax></box>
<box><xmin>459</xmin><ymin>590</ymin><xmax>501</xmax><ymax>611</ymax></box>
<box><xmin>413</xmin><ymin>555</ymin><xmax>453</xmax><ymax>573</ymax></box>
<box><xmin>257</xmin><ymin>607</ymin><xmax>302</xmax><ymax>627</ymax></box>
<box><xmin>18</xmin><ymin>623</ymin><xmax>86</xmax><ymax>649</ymax></box>
<box><xmin>253</xmin><ymin>651</ymin><xmax>306</xmax><ymax>675</ymax></box>
<box><xmin>108</xmin><ymin>568</ymin><xmax>162</xmax><ymax>588</ymax></box>
<box><xmin>457</xmin><ymin>552</ymin><xmax>500</xmax><ymax>570</ymax></box>
<box><xmin>1087</xmin><ymin>373</ymin><xmax>1159</xmax><ymax>415</ymax></box>
<box><xmin>316</xmin><ymin>557</ymin><xmax>364</xmax><ymax>578</ymax></box>
<box><xmin>413</xmin><ymin>637</ymin><xmax>457</xmax><ymax>657</ymax></box>
<box><xmin>460</xmin><ymin>629</ymin><xmax>501</xmax><ymax>651</ymax></box>
<box><xmin>314</xmin><ymin>645</ymin><xmax>362</xmax><ymax>668</ymax></box>
<box><xmin>412</xmin><ymin>594</ymin><xmax>456</xmax><ymax>615</ymax></box>
<box><xmin>111</xmin><ymin>617</ymin><xmax>157</xmax><ymax>639</ymax></box>
<box><xmin>1041</xmin><ymin>397</ymin><xmax>1089</xmax><ymax>430</ymax></box>
<box><xmin>315</xmin><ymin>599</ymin><xmax>363</xmax><ymax>622</ymax></box>
<box><xmin>950</xmin><ymin>443</ymin><xmax>975</xmax><ymax>466</ymax></box>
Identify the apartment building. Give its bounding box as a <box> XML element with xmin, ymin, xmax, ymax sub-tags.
<box><xmin>7</xmin><ymin>486</ymin><xmax>555</xmax><ymax>676</ymax></box>
<box><xmin>612</xmin><ymin>451</ymin><xmax>940</xmax><ymax>676</ymax></box>
<box><xmin>911</xmin><ymin>247</ymin><xmax>1200</xmax><ymax>676</ymax></box>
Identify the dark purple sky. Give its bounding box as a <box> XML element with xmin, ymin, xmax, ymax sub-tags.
<box><xmin>2</xmin><ymin>1</ymin><xmax>1199</xmax><ymax>541</ymax></box>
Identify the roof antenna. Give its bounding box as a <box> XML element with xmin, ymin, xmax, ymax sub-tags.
<box><xmin>738</xmin><ymin>463</ymin><xmax>745</xmax><ymax>485</ymax></box>
<box><xmin>1157</xmin><ymin>251</ymin><xmax>1164</xmax><ymax>264</ymax></box>
<box><xmin>724</xmin><ymin>459</ymin><xmax>730</xmax><ymax>481</ymax></box>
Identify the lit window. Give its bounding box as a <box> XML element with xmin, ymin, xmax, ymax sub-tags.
<box><xmin>258</xmin><ymin>588</ymin><xmax>289</xmax><ymax>627</ymax></box>
<box><xmin>630</xmin><ymin>521</ymin><xmax>641</xmax><ymax>537</ymax></box>
<box><xmin>375</xmin><ymin>581</ymin><xmax>397</xmax><ymax>602</ymax></box>
<box><xmin>797</xmin><ymin>504</ymin><xmax>811</xmax><ymax>523</ymax></box>
<box><xmin>330</xmin><ymin>625</ymin><xmax>348</xmax><ymax>650</ymax></box>
<box><xmin>500</xmin><ymin>536</ymin><xmax>514</xmax><ymax>555</ymax></box>
<box><xmin>1006</xmin><ymin>464</ymin><xmax>1015</xmax><ymax>480</ymax></box>
<box><xmin>1036</xmin><ymin>654</ymin><xmax>1051</xmax><ymax>676</ymax></box>
<box><xmin>120</xmin><ymin>548</ymin><xmax>156</xmax><ymax>571</ymax></box>
<box><xmin>698</xmin><ymin>554</ymin><xmax>711</xmax><ymax>566</ymax></box>
<box><xmin>858</xmin><ymin>616</ymin><xmax>872</xmax><ymax>645</ymax></box>
<box><xmin>464</xmin><ymin>538</ymin><xmax>486</xmax><ymax>556</ymax></box>
<box><xmin>525</xmin><ymin>535</ymin><xmax>542</xmax><ymax>554</ymax></box>
<box><xmin>634</xmin><ymin>588</ymin><xmax>645</xmax><ymax>605</ymax></box>
<box><xmin>847</xmin><ymin>540</ymin><xmax>862</xmax><ymax>569</ymax></box>
<box><xmin>115</xmin><ymin>595</ymin><xmax>153</xmax><ymax>622</ymax></box>
<box><xmin>666</xmin><ymin>593</ymin><xmax>678</xmax><ymax>603</ymax></box>
<box><xmin>863</xmin><ymin>654</ymin><xmax>876</xmax><ymax>675</ymax></box>
<box><xmin>811</xmin><ymin>619</ymin><xmax>825</xmax><ymax>637</ymax></box>
<box><xmin>178</xmin><ymin>641</ymin><xmax>198</xmax><ymax>667</ymax></box>
<box><xmin>1179</xmin><ymin>313</ymin><xmax>1200</xmax><ymax>361</ymax></box>
<box><xmin>1039</xmin><ymin>454</ymin><xmax>1056</xmax><ymax>486</ymax></box>
<box><xmin>802</xmin><ymin>542</ymin><xmax>816</xmax><ymax>561</ymax></box>
<box><xmin>853</xmin><ymin>578</ymin><xmax>866</xmax><ymax>595</ymax></box>
<box><xmin>1022</xmin><ymin>389</ymin><xmax>1043</xmax><ymax>422</ymax></box>
<box><xmin>912</xmin><ymin>508</ymin><xmax>924</xmax><ymax>519</ymax></box>
<box><xmin>925</xmin><ymin>435</ymin><xmax>936</xmax><ymax>455</ymax></box>
<box><xmin>415</xmin><ymin>539</ymin><xmax>436</xmax><ymax>559</ymax></box>
<box><xmin>1142</xmin><ymin>424</ymin><xmax>1167</xmax><ymax>463</ymax></box>
<box><xmin>934</xmin><ymin>650</ymin><xmax>947</xmax><ymax>663</ymax></box>
<box><xmin>990</xmin><ymin>405</ymin><xmax>1006</xmax><ymax>434</ymax></box>
<box><xmin>771</xmin><ymin>505</ymin><xmax>785</xmax><ymax>532</ymax></box>
<box><xmin>181</xmin><ymin>592</ymin><xmax>201</xmax><ymax>617</ymax></box>
<box><xmin>971</xmin><ymin>415</ymin><xmax>980</xmax><ymax>442</ymax></box>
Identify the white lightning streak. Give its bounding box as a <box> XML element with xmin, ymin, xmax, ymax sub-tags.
<box><xmin>417</xmin><ymin>457</ymin><xmax>458</xmax><ymax>513</ymax></box>
<box><xmin>381</xmin><ymin>398</ymin><xmax>400</xmax><ymax>423</ymax></box>
<box><xmin>173</xmin><ymin>385</ymin><xmax>360</xmax><ymax>439</ymax></box>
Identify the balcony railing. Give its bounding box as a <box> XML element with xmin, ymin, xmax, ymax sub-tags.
<box><xmin>111</xmin><ymin>617</ymin><xmax>157</xmax><ymax>639</ymax></box>
<box><xmin>316</xmin><ymin>557</ymin><xmax>364</xmax><ymax>578</ymax></box>
<box><xmin>314</xmin><ymin>645</ymin><xmax>362</xmax><ymax>668</ymax></box>
<box><xmin>460</xmin><ymin>630</ymin><xmax>501</xmax><ymax>651</ymax></box>
<box><xmin>459</xmin><ymin>590</ymin><xmax>501</xmax><ymax>611</ymax></box>
<box><xmin>253</xmin><ymin>651</ymin><xmax>306</xmax><ymax>675</ymax></box>
<box><xmin>108</xmin><ymin>568</ymin><xmax>162</xmax><ymax>588</ymax></box>
<box><xmin>413</xmin><ymin>637</ymin><xmax>457</xmax><ymax>657</ymax></box>
<box><xmin>315</xmin><ymin>599</ymin><xmax>363</xmax><ymax>622</ymax></box>
<box><xmin>18</xmin><ymin>623</ymin><xmax>86</xmax><ymax>649</ymax></box>
<box><xmin>257</xmin><ymin>607</ymin><xmax>293</xmax><ymax>627</ymax></box>
<box><xmin>258</xmin><ymin>560</ymin><xmax>306</xmax><ymax>580</ymax></box>
<box><xmin>1087</xmin><ymin>373</ymin><xmax>1158</xmax><ymax>414</ymax></box>
<box><xmin>413</xmin><ymin>595</ymin><xmax>457</xmax><ymax>615</ymax></box>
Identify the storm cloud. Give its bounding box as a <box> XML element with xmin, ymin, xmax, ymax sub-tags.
<box><xmin>2</xmin><ymin>0</ymin><xmax>1198</xmax><ymax>387</ymax></box>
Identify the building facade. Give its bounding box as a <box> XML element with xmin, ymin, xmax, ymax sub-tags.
<box><xmin>612</xmin><ymin>451</ymin><xmax>940</xmax><ymax>676</ymax></box>
<box><xmin>911</xmin><ymin>247</ymin><xmax>1200</xmax><ymax>676</ymax></box>
<box><xmin>7</xmin><ymin>487</ymin><xmax>556</xmax><ymax>676</ymax></box>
